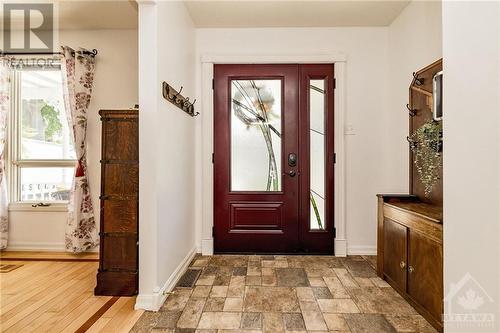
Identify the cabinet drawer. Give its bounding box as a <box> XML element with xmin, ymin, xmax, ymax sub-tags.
<box><xmin>103</xmin><ymin>164</ymin><xmax>138</xmax><ymax>198</ymax></box>
<box><xmin>383</xmin><ymin>218</ymin><xmax>407</xmax><ymax>292</ymax></box>
<box><xmin>102</xmin><ymin>235</ymin><xmax>138</xmax><ymax>271</ymax></box>
<box><xmin>102</xmin><ymin>200</ymin><xmax>137</xmax><ymax>233</ymax></box>
<box><xmin>103</xmin><ymin>120</ymin><xmax>138</xmax><ymax>161</ymax></box>
<box><xmin>408</xmin><ymin>230</ymin><xmax>443</xmax><ymax>322</ymax></box>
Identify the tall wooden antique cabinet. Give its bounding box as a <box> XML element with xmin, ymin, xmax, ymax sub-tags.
<box><xmin>95</xmin><ymin>109</ymin><xmax>138</xmax><ymax>296</ymax></box>
<box><xmin>377</xmin><ymin>60</ymin><xmax>443</xmax><ymax>332</ymax></box>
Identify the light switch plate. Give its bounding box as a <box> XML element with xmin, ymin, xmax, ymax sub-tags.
<box><xmin>345</xmin><ymin>125</ymin><xmax>356</xmax><ymax>135</ymax></box>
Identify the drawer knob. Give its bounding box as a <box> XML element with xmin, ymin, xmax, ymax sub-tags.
<box><xmin>399</xmin><ymin>261</ymin><xmax>406</xmax><ymax>269</ymax></box>
<box><xmin>409</xmin><ymin>265</ymin><xmax>415</xmax><ymax>273</ymax></box>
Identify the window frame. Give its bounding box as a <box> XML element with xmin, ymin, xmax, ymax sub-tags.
<box><xmin>6</xmin><ymin>63</ymin><xmax>76</xmax><ymax>211</ymax></box>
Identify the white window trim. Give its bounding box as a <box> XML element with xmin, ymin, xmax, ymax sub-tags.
<box><xmin>6</xmin><ymin>65</ymin><xmax>76</xmax><ymax>212</ymax></box>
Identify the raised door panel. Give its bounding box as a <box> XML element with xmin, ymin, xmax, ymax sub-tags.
<box><xmin>230</xmin><ymin>202</ymin><xmax>283</xmax><ymax>231</ymax></box>
<box><xmin>408</xmin><ymin>230</ymin><xmax>443</xmax><ymax>322</ymax></box>
<box><xmin>383</xmin><ymin>218</ymin><xmax>407</xmax><ymax>292</ymax></box>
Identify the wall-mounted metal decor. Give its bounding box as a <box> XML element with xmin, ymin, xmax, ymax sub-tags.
<box><xmin>162</xmin><ymin>82</ymin><xmax>198</xmax><ymax>117</ymax></box>
<box><xmin>406</xmin><ymin>104</ymin><xmax>417</xmax><ymax>117</ymax></box>
<box><xmin>412</xmin><ymin>72</ymin><xmax>424</xmax><ymax>86</ymax></box>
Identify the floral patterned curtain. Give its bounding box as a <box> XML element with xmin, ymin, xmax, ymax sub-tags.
<box><xmin>61</xmin><ymin>46</ymin><xmax>98</xmax><ymax>253</ymax></box>
<box><xmin>0</xmin><ymin>59</ymin><xmax>10</xmax><ymax>250</ymax></box>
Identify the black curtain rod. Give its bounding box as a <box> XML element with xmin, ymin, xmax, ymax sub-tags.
<box><xmin>0</xmin><ymin>49</ymin><xmax>98</xmax><ymax>57</ymax></box>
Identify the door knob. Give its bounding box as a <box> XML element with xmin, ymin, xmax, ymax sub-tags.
<box><xmin>400</xmin><ymin>261</ymin><xmax>406</xmax><ymax>269</ymax></box>
<box><xmin>409</xmin><ymin>265</ymin><xmax>415</xmax><ymax>273</ymax></box>
<box><xmin>288</xmin><ymin>170</ymin><xmax>297</xmax><ymax>177</ymax></box>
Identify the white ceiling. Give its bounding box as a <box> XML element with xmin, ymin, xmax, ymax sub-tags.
<box><xmin>184</xmin><ymin>0</ymin><xmax>411</xmax><ymax>28</ymax></box>
<box><xmin>4</xmin><ymin>1</ymin><xmax>410</xmax><ymax>30</ymax></box>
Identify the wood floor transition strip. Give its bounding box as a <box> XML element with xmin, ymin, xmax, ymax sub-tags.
<box><xmin>0</xmin><ymin>263</ymin><xmax>24</xmax><ymax>272</ymax></box>
<box><xmin>75</xmin><ymin>296</ymin><xmax>120</xmax><ymax>333</ymax></box>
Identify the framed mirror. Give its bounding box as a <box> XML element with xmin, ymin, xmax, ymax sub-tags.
<box><xmin>433</xmin><ymin>71</ymin><xmax>443</xmax><ymax>121</ymax></box>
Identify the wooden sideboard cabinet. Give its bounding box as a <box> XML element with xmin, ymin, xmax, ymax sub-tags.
<box><xmin>377</xmin><ymin>195</ymin><xmax>443</xmax><ymax>332</ymax></box>
<box><xmin>95</xmin><ymin>109</ymin><xmax>138</xmax><ymax>296</ymax></box>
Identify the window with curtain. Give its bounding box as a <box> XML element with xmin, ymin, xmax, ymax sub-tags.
<box><xmin>8</xmin><ymin>65</ymin><xmax>76</xmax><ymax>205</ymax></box>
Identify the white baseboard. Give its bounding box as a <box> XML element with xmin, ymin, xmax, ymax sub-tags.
<box><xmin>6</xmin><ymin>241</ymin><xmax>65</xmax><ymax>252</ymax></box>
<box><xmin>5</xmin><ymin>242</ymin><xmax>99</xmax><ymax>253</ymax></box>
<box><xmin>201</xmin><ymin>238</ymin><xmax>213</xmax><ymax>256</ymax></box>
<box><xmin>335</xmin><ymin>239</ymin><xmax>347</xmax><ymax>257</ymax></box>
<box><xmin>135</xmin><ymin>246</ymin><xmax>198</xmax><ymax>311</ymax></box>
<box><xmin>347</xmin><ymin>245</ymin><xmax>377</xmax><ymax>255</ymax></box>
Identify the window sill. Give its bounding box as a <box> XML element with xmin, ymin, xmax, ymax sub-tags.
<box><xmin>8</xmin><ymin>202</ymin><xmax>69</xmax><ymax>212</ymax></box>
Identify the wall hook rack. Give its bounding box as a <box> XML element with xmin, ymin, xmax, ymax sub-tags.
<box><xmin>162</xmin><ymin>82</ymin><xmax>199</xmax><ymax>117</ymax></box>
<box><xmin>407</xmin><ymin>136</ymin><xmax>418</xmax><ymax>149</ymax></box>
<box><xmin>412</xmin><ymin>72</ymin><xmax>424</xmax><ymax>86</ymax></box>
<box><xmin>406</xmin><ymin>104</ymin><xmax>417</xmax><ymax>117</ymax></box>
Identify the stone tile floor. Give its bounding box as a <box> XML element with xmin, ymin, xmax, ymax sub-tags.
<box><xmin>130</xmin><ymin>255</ymin><xmax>437</xmax><ymax>333</ymax></box>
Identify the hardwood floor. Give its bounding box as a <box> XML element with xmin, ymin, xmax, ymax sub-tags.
<box><xmin>0</xmin><ymin>258</ymin><xmax>142</xmax><ymax>332</ymax></box>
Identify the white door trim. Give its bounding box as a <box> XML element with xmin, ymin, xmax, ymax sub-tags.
<box><xmin>199</xmin><ymin>54</ymin><xmax>347</xmax><ymax>257</ymax></box>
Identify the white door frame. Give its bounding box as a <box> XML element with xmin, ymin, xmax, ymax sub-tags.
<box><xmin>199</xmin><ymin>54</ymin><xmax>347</xmax><ymax>256</ymax></box>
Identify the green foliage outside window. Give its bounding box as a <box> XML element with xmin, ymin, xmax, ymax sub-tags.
<box><xmin>40</xmin><ymin>103</ymin><xmax>63</xmax><ymax>142</ymax></box>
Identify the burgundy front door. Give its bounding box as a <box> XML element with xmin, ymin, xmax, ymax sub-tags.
<box><xmin>214</xmin><ymin>64</ymin><xmax>335</xmax><ymax>254</ymax></box>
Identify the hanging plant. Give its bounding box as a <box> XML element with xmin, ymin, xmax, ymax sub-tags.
<box><xmin>409</xmin><ymin>120</ymin><xmax>442</xmax><ymax>197</ymax></box>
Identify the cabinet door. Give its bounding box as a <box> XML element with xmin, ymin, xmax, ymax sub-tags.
<box><xmin>408</xmin><ymin>230</ymin><xmax>443</xmax><ymax>321</ymax></box>
<box><xmin>383</xmin><ymin>218</ymin><xmax>407</xmax><ymax>292</ymax></box>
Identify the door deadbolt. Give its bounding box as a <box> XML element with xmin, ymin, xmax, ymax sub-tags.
<box><xmin>288</xmin><ymin>153</ymin><xmax>297</xmax><ymax>167</ymax></box>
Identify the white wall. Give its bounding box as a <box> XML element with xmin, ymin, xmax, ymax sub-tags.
<box><xmin>387</xmin><ymin>0</ymin><xmax>443</xmax><ymax>194</ymax></box>
<box><xmin>195</xmin><ymin>27</ymin><xmax>391</xmax><ymax>254</ymax></box>
<box><xmin>442</xmin><ymin>1</ymin><xmax>500</xmax><ymax>331</ymax></box>
<box><xmin>155</xmin><ymin>0</ymin><xmax>196</xmax><ymax>293</ymax></box>
<box><xmin>7</xmin><ymin>29</ymin><xmax>138</xmax><ymax>251</ymax></box>
<box><xmin>137</xmin><ymin>1</ymin><xmax>197</xmax><ymax>310</ymax></box>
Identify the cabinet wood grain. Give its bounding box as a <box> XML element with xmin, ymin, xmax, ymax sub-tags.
<box><xmin>95</xmin><ymin>109</ymin><xmax>139</xmax><ymax>296</ymax></box>
<box><xmin>377</xmin><ymin>195</ymin><xmax>443</xmax><ymax>333</ymax></box>
<box><xmin>408</xmin><ymin>230</ymin><xmax>443</xmax><ymax>321</ymax></box>
<box><xmin>383</xmin><ymin>218</ymin><xmax>407</xmax><ymax>293</ymax></box>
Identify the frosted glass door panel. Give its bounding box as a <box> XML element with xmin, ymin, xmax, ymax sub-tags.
<box><xmin>231</xmin><ymin>80</ymin><xmax>282</xmax><ymax>191</ymax></box>
<box><xmin>310</xmin><ymin>80</ymin><xmax>326</xmax><ymax>230</ymax></box>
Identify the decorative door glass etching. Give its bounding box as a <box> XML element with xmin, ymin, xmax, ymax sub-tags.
<box><xmin>310</xmin><ymin>79</ymin><xmax>326</xmax><ymax>230</ymax></box>
<box><xmin>231</xmin><ymin>80</ymin><xmax>282</xmax><ymax>191</ymax></box>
